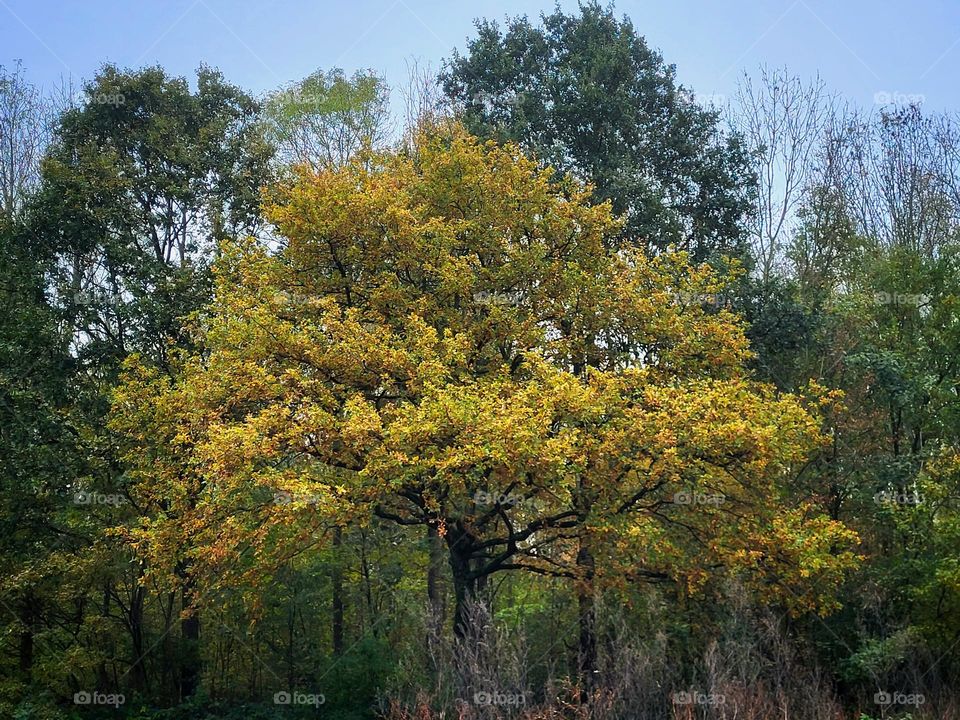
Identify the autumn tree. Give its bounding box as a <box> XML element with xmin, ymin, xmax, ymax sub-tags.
<box><xmin>111</xmin><ymin>124</ymin><xmax>857</xmax><ymax>702</ymax></box>
<box><xmin>24</xmin><ymin>63</ymin><xmax>275</xmax><ymax>701</ymax></box>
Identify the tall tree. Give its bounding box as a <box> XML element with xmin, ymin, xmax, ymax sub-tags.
<box><xmin>112</xmin><ymin>125</ymin><xmax>857</xmax><ymax>694</ymax></box>
<box><xmin>441</xmin><ymin>2</ymin><xmax>755</xmax><ymax>260</ymax></box>
<box><xmin>25</xmin><ymin>63</ymin><xmax>274</xmax><ymax>701</ymax></box>
<box><xmin>0</xmin><ymin>61</ymin><xmax>46</xmax><ymax>221</ymax></box>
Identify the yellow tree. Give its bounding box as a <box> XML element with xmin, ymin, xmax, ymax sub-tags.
<box><xmin>111</xmin><ymin>124</ymin><xmax>857</xmax><ymax>684</ymax></box>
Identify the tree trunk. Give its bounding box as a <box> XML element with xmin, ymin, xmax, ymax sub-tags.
<box><xmin>427</xmin><ymin>522</ymin><xmax>446</xmax><ymax>625</ymax></box>
<box><xmin>332</xmin><ymin>527</ymin><xmax>344</xmax><ymax>655</ymax></box>
<box><xmin>129</xmin><ymin>581</ymin><xmax>149</xmax><ymax>693</ymax></box>
<box><xmin>577</xmin><ymin>541</ymin><xmax>597</xmax><ymax>692</ymax></box>
<box><xmin>446</xmin><ymin>523</ymin><xmax>480</xmax><ymax>639</ymax></box>
<box><xmin>18</xmin><ymin>594</ymin><xmax>34</xmax><ymax>682</ymax></box>
<box><xmin>178</xmin><ymin>569</ymin><xmax>201</xmax><ymax>699</ymax></box>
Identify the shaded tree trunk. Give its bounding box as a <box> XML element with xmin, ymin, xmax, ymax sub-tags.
<box><xmin>427</xmin><ymin>522</ymin><xmax>446</xmax><ymax>625</ymax></box>
<box><xmin>332</xmin><ymin>527</ymin><xmax>344</xmax><ymax>655</ymax></box>
<box><xmin>577</xmin><ymin>541</ymin><xmax>597</xmax><ymax>694</ymax></box>
<box><xmin>128</xmin><ymin>581</ymin><xmax>148</xmax><ymax>693</ymax></box>
<box><xmin>178</xmin><ymin>567</ymin><xmax>201</xmax><ymax>699</ymax></box>
<box><xmin>18</xmin><ymin>593</ymin><xmax>35</xmax><ymax>682</ymax></box>
<box><xmin>447</xmin><ymin>523</ymin><xmax>481</xmax><ymax>639</ymax></box>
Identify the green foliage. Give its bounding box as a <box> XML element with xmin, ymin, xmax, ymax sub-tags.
<box><xmin>441</xmin><ymin>1</ymin><xmax>755</xmax><ymax>260</ymax></box>
<box><xmin>263</xmin><ymin>67</ymin><xmax>390</xmax><ymax>170</ymax></box>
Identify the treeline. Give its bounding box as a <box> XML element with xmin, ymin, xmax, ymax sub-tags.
<box><xmin>1</xmin><ymin>4</ymin><xmax>959</xmax><ymax>719</ymax></box>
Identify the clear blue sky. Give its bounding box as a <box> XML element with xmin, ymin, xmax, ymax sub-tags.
<box><xmin>2</xmin><ymin>0</ymin><xmax>959</xmax><ymax>112</ymax></box>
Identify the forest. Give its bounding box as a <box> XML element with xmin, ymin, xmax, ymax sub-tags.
<box><xmin>1</xmin><ymin>3</ymin><xmax>960</xmax><ymax>718</ymax></box>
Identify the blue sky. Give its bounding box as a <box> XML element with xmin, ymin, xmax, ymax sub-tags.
<box><xmin>1</xmin><ymin>0</ymin><xmax>958</xmax><ymax>113</ymax></box>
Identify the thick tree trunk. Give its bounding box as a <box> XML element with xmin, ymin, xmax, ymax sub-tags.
<box><xmin>447</xmin><ymin>524</ymin><xmax>480</xmax><ymax>639</ymax></box>
<box><xmin>129</xmin><ymin>582</ymin><xmax>148</xmax><ymax>692</ymax></box>
<box><xmin>18</xmin><ymin>594</ymin><xmax>34</xmax><ymax>681</ymax></box>
<box><xmin>574</xmin><ymin>460</ymin><xmax>598</xmax><ymax>697</ymax></box>
<box><xmin>577</xmin><ymin>542</ymin><xmax>597</xmax><ymax>694</ymax></box>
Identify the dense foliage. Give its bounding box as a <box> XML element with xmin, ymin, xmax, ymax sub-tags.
<box><xmin>1</xmin><ymin>5</ymin><xmax>959</xmax><ymax>719</ymax></box>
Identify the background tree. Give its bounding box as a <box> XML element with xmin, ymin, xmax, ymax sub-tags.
<box><xmin>16</xmin><ymin>63</ymin><xmax>275</xmax><ymax>703</ymax></box>
<box><xmin>731</xmin><ymin>66</ymin><xmax>835</xmax><ymax>284</ymax></box>
<box><xmin>441</xmin><ymin>1</ymin><xmax>755</xmax><ymax>260</ymax></box>
<box><xmin>0</xmin><ymin>61</ymin><xmax>47</xmax><ymax>221</ymax></box>
<box><xmin>263</xmin><ymin>67</ymin><xmax>391</xmax><ymax>171</ymax></box>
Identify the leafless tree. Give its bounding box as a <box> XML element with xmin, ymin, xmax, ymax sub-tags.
<box><xmin>828</xmin><ymin>105</ymin><xmax>959</xmax><ymax>257</ymax></box>
<box><xmin>732</xmin><ymin>67</ymin><xmax>835</xmax><ymax>283</ymax></box>
<box><xmin>0</xmin><ymin>61</ymin><xmax>47</xmax><ymax>220</ymax></box>
<box><xmin>399</xmin><ymin>58</ymin><xmax>450</xmax><ymax>153</ymax></box>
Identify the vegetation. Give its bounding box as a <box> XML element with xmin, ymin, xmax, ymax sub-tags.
<box><xmin>1</xmin><ymin>3</ymin><xmax>959</xmax><ymax>718</ymax></box>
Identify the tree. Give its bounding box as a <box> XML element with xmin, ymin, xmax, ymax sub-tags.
<box><xmin>24</xmin><ymin>63</ymin><xmax>275</xmax><ymax>701</ymax></box>
<box><xmin>731</xmin><ymin>67</ymin><xmax>835</xmax><ymax>283</ymax></box>
<box><xmin>0</xmin><ymin>61</ymin><xmax>47</xmax><ymax>221</ymax></box>
<box><xmin>263</xmin><ymin>67</ymin><xmax>391</xmax><ymax>171</ymax></box>
<box><xmin>112</xmin><ymin>125</ymin><xmax>857</xmax><ymax>697</ymax></box>
<box><xmin>441</xmin><ymin>2</ymin><xmax>754</xmax><ymax>260</ymax></box>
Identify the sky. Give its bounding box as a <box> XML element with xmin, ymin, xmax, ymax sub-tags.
<box><xmin>1</xmin><ymin>0</ymin><xmax>959</xmax><ymax>115</ymax></box>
